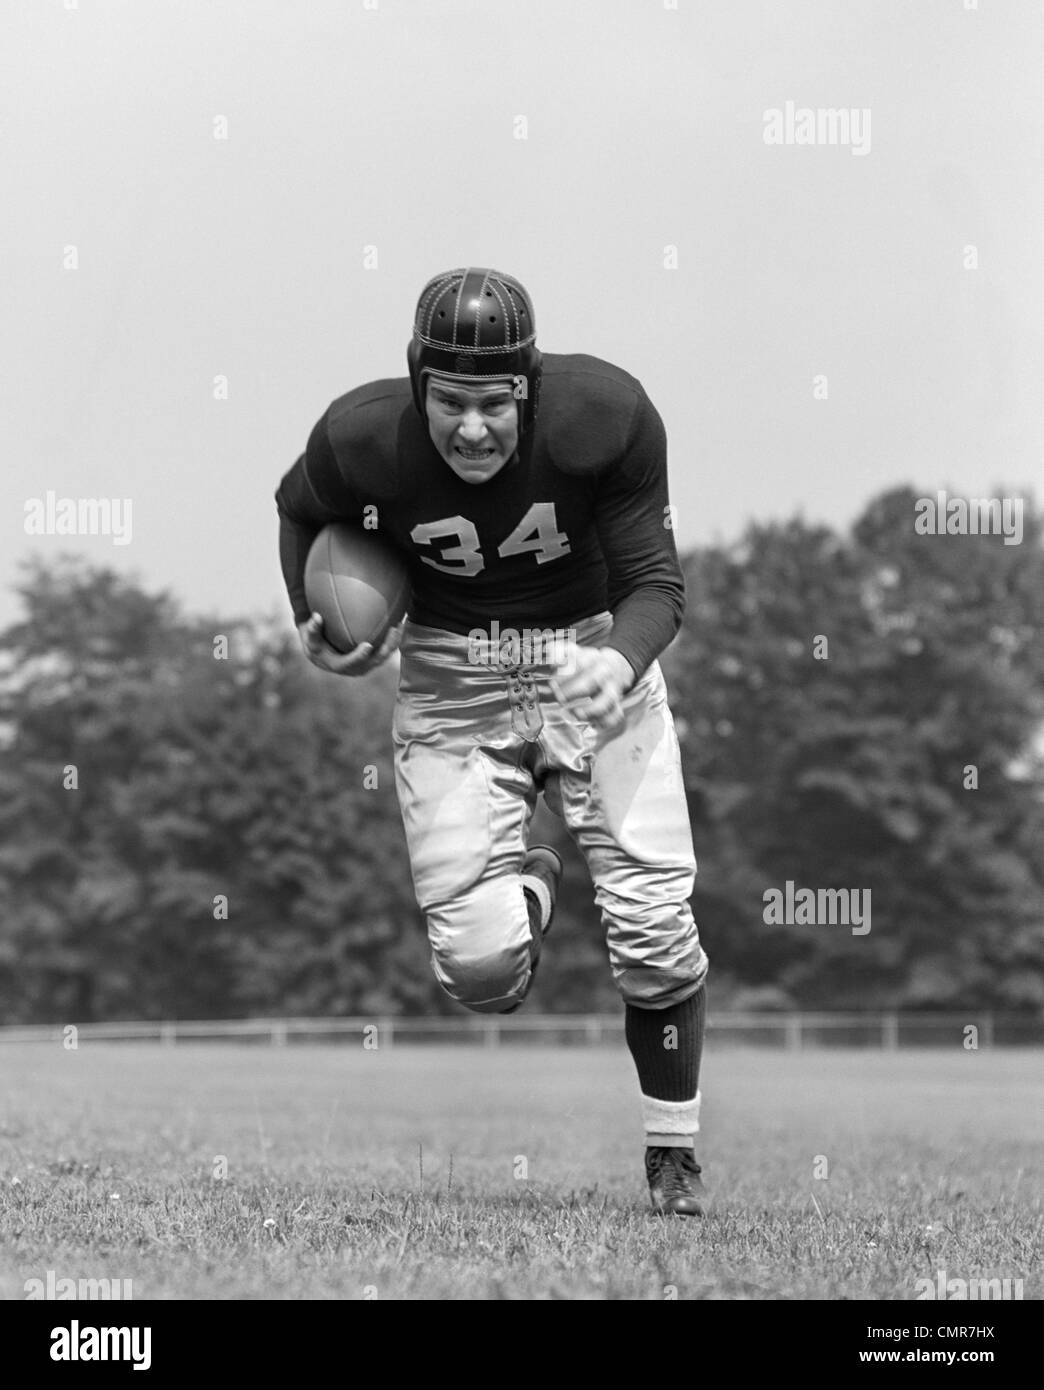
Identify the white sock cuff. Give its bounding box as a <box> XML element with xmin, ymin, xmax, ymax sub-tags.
<box><xmin>641</xmin><ymin>1091</ymin><xmax>701</xmax><ymax>1137</ymax></box>
<box><xmin>520</xmin><ymin>874</ymin><xmax>551</xmax><ymax>929</ymax></box>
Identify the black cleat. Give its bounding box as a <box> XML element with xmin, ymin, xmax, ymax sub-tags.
<box><xmin>521</xmin><ymin>845</ymin><xmax>563</xmax><ymax>939</ymax></box>
<box><xmin>645</xmin><ymin>1146</ymin><xmax>706</xmax><ymax>1217</ymax></box>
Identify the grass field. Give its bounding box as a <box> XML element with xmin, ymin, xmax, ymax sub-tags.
<box><xmin>0</xmin><ymin>1043</ymin><xmax>1040</xmax><ymax>1300</ymax></box>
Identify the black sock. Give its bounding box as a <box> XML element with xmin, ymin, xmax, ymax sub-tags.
<box><xmin>624</xmin><ymin>984</ymin><xmax>706</xmax><ymax>1101</ymax></box>
<box><xmin>500</xmin><ymin>892</ymin><xmax>544</xmax><ymax>1016</ymax></box>
<box><xmin>522</xmin><ymin>889</ymin><xmax>542</xmax><ymax>964</ymax></box>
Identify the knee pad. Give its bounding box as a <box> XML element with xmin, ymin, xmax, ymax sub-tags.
<box><xmin>430</xmin><ymin>938</ymin><xmax>531</xmax><ymax>1014</ymax></box>
<box><xmin>424</xmin><ymin>876</ymin><xmax>534</xmax><ymax>1014</ymax></box>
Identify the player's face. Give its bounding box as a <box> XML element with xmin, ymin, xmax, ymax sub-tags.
<box><xmin>424</xmin><ymin>376</ymin><xmax>519</xmax><ymax>483</ymax></box>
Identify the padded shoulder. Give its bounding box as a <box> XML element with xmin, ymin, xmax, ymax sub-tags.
<box><xmin>326</xmin><ymin>377</ymin><xmax>412</xmax><ymax>448</ymax></box>
<box><xmin>323</xmin><ymin>377</ymin><xmax>420</xmax><ymax>493</ymax></box>
<box><xmin>536</xmin><ymin>354</ymin><xmax>649</xmax><ymax>474</ymax></box>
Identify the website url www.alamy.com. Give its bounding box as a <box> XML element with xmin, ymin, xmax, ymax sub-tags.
<box><xmin>860</xmin><ymin>1350</ymin><xmax>994</xmax><ymax>1364</ymax></box>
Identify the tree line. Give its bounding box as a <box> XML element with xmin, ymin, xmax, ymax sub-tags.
<box><xmin>1</xmin><ymin>485</ymin><xmax>1041</xmax><ymax>1023</ymax></box>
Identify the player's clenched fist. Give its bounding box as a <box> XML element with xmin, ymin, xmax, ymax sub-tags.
<box><xmin>297</xmin><ymin>612</ymin><xmax>404</xmax><ymax>677</ymax></box>
<box><xmin>548</xmin><ymin>644</ymin><xmax>636</xmax><ymax>732</ymax></box>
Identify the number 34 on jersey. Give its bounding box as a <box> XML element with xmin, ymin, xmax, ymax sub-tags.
<box><xmin>410</xmin><ymin>503</ymin><xmax>571</xmax><ymax>577</ymax></box>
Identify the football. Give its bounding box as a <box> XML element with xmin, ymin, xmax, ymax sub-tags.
<box><xmin>304</xmin><ymin>523</ymin><xmax>410</xmax><ymax>654</ymax></box>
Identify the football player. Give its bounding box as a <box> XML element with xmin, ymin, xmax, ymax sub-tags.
<box><xmin>275</xmin><ymin>268</ymin><xmax>709</xmax><ymax>1215</ymax></box>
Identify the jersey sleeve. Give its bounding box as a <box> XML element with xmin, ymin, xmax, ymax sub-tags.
<box><xmin>274</xmin><ymin>409</ymin><xmax>367</xmax><ymax>625</ymax></box>
<box><xmin>592</xmin><ymin>389</ymin><xmax>686</xmax><ymax>677</ymax></box>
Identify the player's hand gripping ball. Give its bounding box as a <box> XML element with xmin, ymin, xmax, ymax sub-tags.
<box><xmin>300</xmin><ymin>523</ymin><xmax>410</xmax><ymax>676</ymax></box>
<box><xmin>298</xmin><ymin>611</ymin><xmax>405</xmax><ymax>677</ymax></box>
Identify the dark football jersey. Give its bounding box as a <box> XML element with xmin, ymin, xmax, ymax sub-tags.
<box><xmin>275</xmin><ymin>353</ymin><xmax>685</xmax><ymax>676</ymax></box>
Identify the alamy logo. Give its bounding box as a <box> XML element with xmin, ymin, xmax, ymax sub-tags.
<box><xmin>24</xmin><ymin>491</ymin><xmax>132</xmax><ymax>546</ymax></box>
<box><xmin>25</xmin><ymin>1270</ymin><xmax>133</xmax><ymax>1300</ymax></box>
<box><xmin>763</xmin><ymin>102</ymin><xmax>871</xmax><ymax>156</ymax></box>
<box><xmin>914</xmin><ymin>492</ymin><xmax>1023</xmax><ymax>546</ymax></box>
<box><xmin>467</xmin><ymin>620</ymin><xmax>577</xmax><ymax>672</ymax></box>
<box><xmin>915</xmin><ymin>1269</ymin><xmax>1023</xmax><ymax>1300</ymax></box>
<box><xmin>49</xmin><ymin>1321</ymin><xmax>151</xmax><ymax>1371</ymax></box>
<box><xmin>763</xmin><ymin>881</ymin><xmax>871</xmax><ymax>936</ymax></box>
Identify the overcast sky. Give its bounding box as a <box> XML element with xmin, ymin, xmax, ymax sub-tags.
<box><xmin>4</xmin><ymin>0</ymin><xmax>1043</xmax><ymax>630</ymax></box>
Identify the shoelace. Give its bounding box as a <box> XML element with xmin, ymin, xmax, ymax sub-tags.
<box><xmin>649</xmin><ymin>1147</ymin><xmax>702</xmax><ymax>1195</ymax></box>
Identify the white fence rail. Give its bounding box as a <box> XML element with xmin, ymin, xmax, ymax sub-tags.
<box><xmin>0</xmin><ymin>1012</ymin><xmax>1040</xmax><ymax>1048</ymax></box>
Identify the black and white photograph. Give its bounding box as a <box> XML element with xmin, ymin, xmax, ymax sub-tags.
<box><xmin>2</xmin><ymin>0</ymin><xmax>1041</xmax><ymax>1351</ymax></box>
